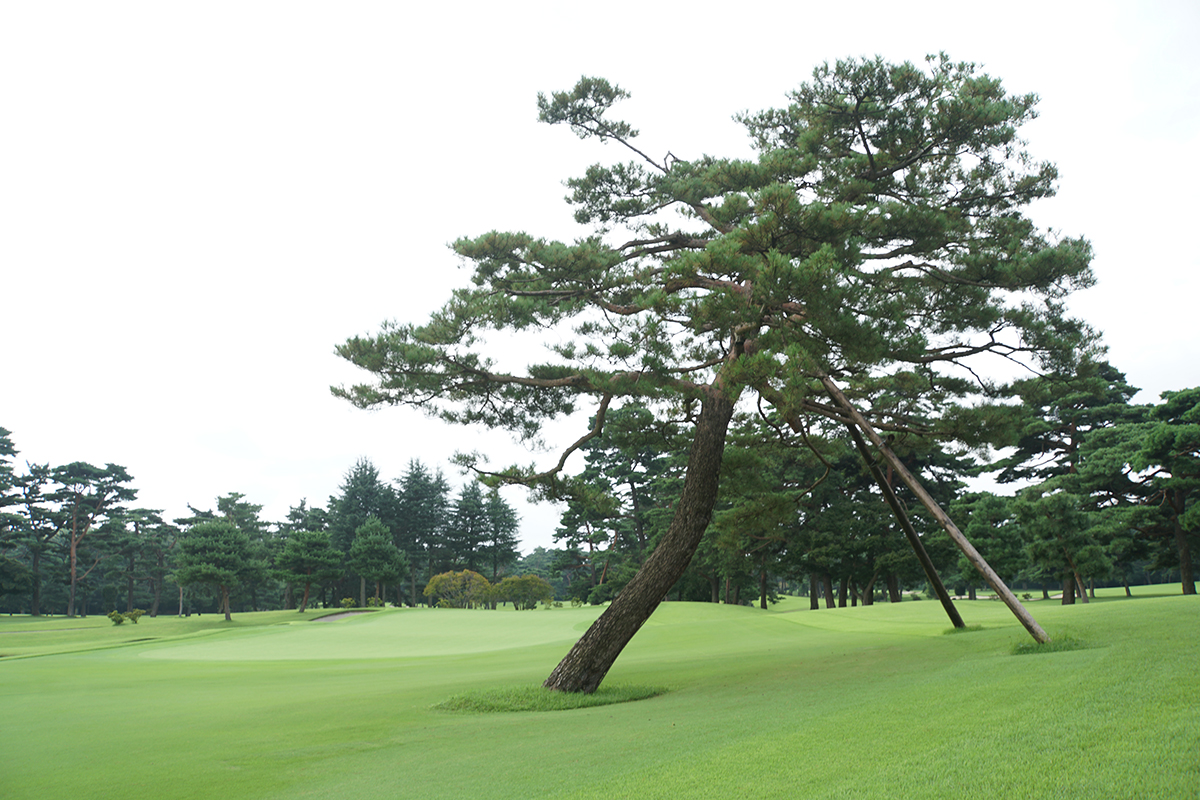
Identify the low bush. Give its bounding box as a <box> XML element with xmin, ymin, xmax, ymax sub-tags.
<box><xmin>1011</xmin><ymin>633</ymin><xmax>1089</xmax><ymax>655</ymax></box>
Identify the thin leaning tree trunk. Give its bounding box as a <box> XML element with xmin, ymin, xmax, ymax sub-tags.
<box><xmin>842</xmin><ymin>421</ymin><xmax>965</xmax><ymax>629</ymax></box>
<box><xmin>543</xmin><ymin>387</ymin><xmax>738</xmax><ymax>693</ymax></box>
<box><xmin>819</xmin><ymin>375</ymin><xmax>1050</xmax><ymax>644</ymax></box>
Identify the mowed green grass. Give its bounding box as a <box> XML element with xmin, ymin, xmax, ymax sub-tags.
<box><xmin>2</xmin><ymin>590</ymin><xmax>1197</xmax><ymax>799</ymax></box>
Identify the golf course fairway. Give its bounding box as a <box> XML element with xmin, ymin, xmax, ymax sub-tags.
<box><xmin>2</xmin><ymin>591</ymin><xmax>1196</xmax><ymax>799</ymax></box>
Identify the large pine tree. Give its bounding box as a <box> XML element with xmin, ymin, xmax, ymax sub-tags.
<box><xmin>337</xmin><ymin>56</ymin><xmax>1095</xmax><ymax>691</ymax></box>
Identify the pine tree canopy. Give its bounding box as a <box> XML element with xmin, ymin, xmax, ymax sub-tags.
<box><xmin>334</xmin><ymin>55</ymin><xmax>1096</xmax><ymax>481</ymax></box>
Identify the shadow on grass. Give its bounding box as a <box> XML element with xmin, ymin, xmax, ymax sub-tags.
<box><xmin>943</xmin><ymin>625</ymin><xmax>985</xmax><ymax>634</ymax></box>
<box><xmin>1011</xmin><ymin>633</ymin><xmax>1089</xmax><ymax>656</ymax></box>
<box><xmin>435</xmin><ymin>684</ymin><xmax>668</xmax><ymax>713</ymax></box>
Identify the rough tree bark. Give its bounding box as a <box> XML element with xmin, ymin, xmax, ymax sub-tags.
<box><xmin>30</xmin><ymin>551</ymin><xmax>43</xmax><ymax>617</ymax></box>
<box><xmin>759</xmin><ymin>555</ymin><xmax>768</xmax><ymax>610</ymax></box>
<box><xmin>150</xmin><ymin>550</ymin><xmax>165</xmax><ymax>616</ymax></box>
<box><xmin>1172</xmin><ymin>500</ymin><xmax>1196</xmax><ymax>595</ymax></box>
<box><xmin>820</xmin><ymin>375</ymin><xmax>1051</xmax><ymax>643</ymax></box>
<box><xmin>543</xmin><ymin>386</ymin><xmax>737</xmax><ymax>693</ymax></box>
<box><xmin>822</xmin><ymin>574</ymin><xmax>836</xmax><ymax>608</ymax></box>
<box><xmin>887</xmin><ymin>574</ymin><xmax>902</xmax><ymax>603</ymax></box>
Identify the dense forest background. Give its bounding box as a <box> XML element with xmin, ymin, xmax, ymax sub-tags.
<box><xmin>2</xmin><ymin>360</ymin><xmax>1195</xmax><ymax>617</ymax></box>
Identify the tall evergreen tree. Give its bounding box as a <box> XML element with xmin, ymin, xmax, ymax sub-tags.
<box><xmin>481</xmin><ymin>487</ymin><xmax>520</xmax><ymax>582</ymax></box>
<box><xmin>329</xmin><ymin>459</ymin><xmax>398</xmax><ymax>553</ymax></box>
<box><xmin>992</xmin><ymin>361</ymin><xmax>1141</xmax><ymax>483</ymax></box>
<box><xmin>337</xmin><ymin>58</ymin><xmax>1095</xmax><ymax>690</ymax></box>
<box><xmin>1012</xmin><ymin>484</ymin><xmax>1111</xmax><ymax>604</ymax></box>
<box><xmin>214</xmin><ymin>492</ymin><xmax>273</xmax><ymax>611</ymax></box>
<box><xmin>328</xmin><ymin>458</ymin><xmax>399</xmax><ymax>601</ymax></box>
<box><xmin>443</xmin><ymin>482</ymin><xmax>489</xmax><ymax>573</ymax></box>
<box><xmin>140</xmin><ymin>515</ymin><xmax>180</xmax><ymax>617</ymax></box>
<box><xmin>947</xmin><ymin>492</ymin><xmax>1026</xmax><ymax>598</ymax></box>
<box><xmin>275</xmin><ymin>529</ymin><xmax>342</xmax><ymax>612</ymax></box>
<box><xmin>11</xmin><ymin>464</ymin><xmax>62</xmax><ymax>615</ymax></box>
<box><xmin>0</xmin><ymin>428</ymin><xmax>19</xmax><ymax>541</ymax></box>
<box><xmin>0</xmin><ymin>432</ymin><xmax>31</xmax><ymax>608</ymax></box>
<box><xmin>280</xmin><ymin>499</ymin><xmax>331</xmax><ymax>535</ymax></box>
<box><xmin>105</xmin><ymin>508</ymin><xmax>169</xmax><ymax>613</ymax></box>
<box><xmin>1133</xmin><ymin>388</ymin><xmax>1200</xmax><ymax>594</ymax></box>
<box><xmin>348</xmin><ymin>515</ymin><xmax>408</xmax><ymax>605</ymax></box>
<box><xmin>395</xmin><ymin>460</ymin><xmax>450</xmax><ymax>605</ymax></box>
<box><xmin>49</xmin><ymin>462</ymin><xmax>137</xmax><ymax>617</ymax></box>
<box><xmin>175</xmin><ymin>520</ymin><xmax>256</xmax><ymax>621</ymax></box>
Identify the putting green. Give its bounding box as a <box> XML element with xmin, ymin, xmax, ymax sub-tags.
<box><xmin>140</xmin><ymin>606</ymin><xmax>606</xmax><ymax>661</ymax></box>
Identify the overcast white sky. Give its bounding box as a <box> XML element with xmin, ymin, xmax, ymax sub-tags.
<box><xmin>2</xmin><ymin>1</ymin><xmax>1197</xmax><ymax>552</ymax></box>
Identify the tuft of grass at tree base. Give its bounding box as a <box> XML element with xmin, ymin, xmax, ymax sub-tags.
<box><xmin>436</xmin><ymin>683</ymin><xmax>667</xmax><ymax>712</ymax></box>
<box><xmin>1011</xmin><ymin>632</ymin><xmax>1089</xmax><ymax>655</ymax></box>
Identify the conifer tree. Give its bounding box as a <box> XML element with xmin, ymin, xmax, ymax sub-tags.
<box><xmin>443</xmin><ymin>482</ymin><xmax>489</xmax><ymax>573</ymax></box>
<box><xmin>1133</xmin><ymin>388</ymin><xmax>1200</xmax><ymax>594</ymax></box>
<box><xmin>175</xmin><ymin>520</ymin><xmax>255</xmax><ymax>621</ymax></box>
<box><xmin>337</xmin><ymin>57</ymin><xmax>1094</xmax><ymax>690</ymax></box>
<box><xmin>276</xmin><ymin>529</ymin><xmax>342</xmax><ymax>612</ymax></box>
<box><xmin>50</xmin><ymin>462</ymin><xmax>137</xmax><ymax>617</ymax></box>
<box><xmin>349</xmin><ymin>515</ymin><xmax>408</xmax><ymax>605</ymax></box>
<box><xmin>481</xmin><ymin>487</ymin><xmax>520</xmax><ymax>582</ymax></box>
<box><xmin>395</xmin><ymin>460</ymin><xmax>450</xmax><ymax>605</ymax></box>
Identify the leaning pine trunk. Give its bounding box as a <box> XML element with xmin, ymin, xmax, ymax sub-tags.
<box><xmin>543</xmin><ymin>387</ymin><xmax>736</xmax><ymax>693</ymax></box>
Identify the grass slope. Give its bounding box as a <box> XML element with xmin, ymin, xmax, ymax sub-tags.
<box><xmin>1</xmin><ymin>591</ymin><xmax>1197</xmax><ymax>799</ymax></box>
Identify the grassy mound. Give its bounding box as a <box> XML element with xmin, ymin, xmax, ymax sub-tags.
<box><xmin>436</xmin><ymin>683</ymin><xmax>667</xmax><ymax>713</ymax></box>
<box><xmin>1011</xmin><ymin>632</ymin><xmax>1090</xmax><ymax>655</ymax></box>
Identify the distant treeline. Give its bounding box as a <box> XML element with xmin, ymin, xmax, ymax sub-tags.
<box><xmin>2</xmin><ymin>369</ymin><xmax>1196</xmax><ymax>616</ymax></box>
